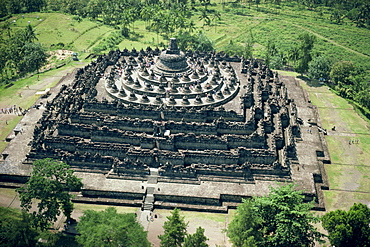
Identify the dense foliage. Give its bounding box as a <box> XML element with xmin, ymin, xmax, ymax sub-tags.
<box><xmin>17</xmin><ymin>158</ymin><xmax>83</xmax><ymax>230</ymax></box>
<box><xmin>329</xmin><ymin>61</ymin><xmax>370</xmax><ymax>110</ymax></box>
<box><xmin>322</xmin><ymin>203</ymin><xmax>370</xmax><ymax>247</ymax></box>
<box><xmin>183</xmin><ymin>227</ymin><xmax>209</xmax><ymax>247</ymax></box>
<box><xmin>76</xmin><ymin>207</ymin><xmax>150</xmax><ymax>247</ymax></box>
<box><xmin>0</xmin><ymin>208</ymin><xmax>38</xmax><ymax>247</ymax></box>
<box><xmin>227</xmin><ymin>184</ymin><xmax>324</xmax><ymax>247</ymax></box>
<box><xmin>159</xmin><ymin>208</ymin><xmax>188</xmax><ymax>247</ymax></box>
<box><xmin>0</xmin><ymin>23</ymin><xmax>48</xmax><ymax>82</ymax></box>
<box><xmin>1</xmin><ymin>0</ymin><xmax>369</xmax><ymax>28</ymax></box>
<box><xmin>227</xmin><ymin>199</ymin><xmax>263</xmax><ymax>247</ymax></box>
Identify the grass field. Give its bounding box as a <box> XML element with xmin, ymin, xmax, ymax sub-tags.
<box><xmin>4</xmin><ymin>1</ymin><xmax>369</xmax><ymax>70</ymax></box>
<box><xmin>297</xmin><ymin>77</ymin><xmax>370</xmax><ymax>213</ymax></box>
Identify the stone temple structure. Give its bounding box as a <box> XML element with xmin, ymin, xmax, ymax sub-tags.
<box><xmin>0</xmin><ymin>38</ymin><xmax>330</xmax><ymax>213</ymax></box>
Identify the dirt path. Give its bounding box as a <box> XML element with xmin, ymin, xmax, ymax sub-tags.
<box><xmin>284</xmin><ymin>21</ymin><xmax>370</xmax><ymax>58</ymax></box>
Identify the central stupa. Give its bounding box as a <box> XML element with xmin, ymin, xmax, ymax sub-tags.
<box><xmin>153</xmin><ymin>38</ymin><xmax>191</xmax><ymax>76</ymax></box>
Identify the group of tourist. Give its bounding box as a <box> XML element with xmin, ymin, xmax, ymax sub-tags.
<box><xmin>348</xmin><ymin>139</ymin><xmax>360</xmax><ymax>145</ymax></box>
<box><xmin>1</xmin><ymin>105</ymin><xmax>23</xmax><ymax>115</ymax></box>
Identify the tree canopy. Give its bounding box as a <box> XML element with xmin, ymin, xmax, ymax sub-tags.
<box><xmin>329</xmin><ymin>60</ymin><xmax>370</xmax><ymax>110</ymax></box>
<box><xmin>322</xmin><ymin>203</ymin><xmax>370</xmax><ymax>247</ymax></box>
<box><xmin>183</xmin><ymin>226</ymin><xmax>209</xmax><ymax>247</ymax></box>
<box><xmin>308</xmin><ymin>55</ymin><xmax>332</xmax><ymax>81</ymax></box>
<box><xmin>159</xmin><ymin>208</ymin><xmax>188</xmax><ymax>247</ymax></box>
<box><xmin>330</xmin><ymin>60</ymin><xmax>359</xmax><ymax>86</ymax></box>
<box><xmin>0</xmin><ymin>24</ymin><xmax>48</xmax><ymax>82</ymax></box>
<box><xmin>76</xmin><ymin>207</ymin><xmax>150</xmax><ymax>247</ymax></box>
<box><xmin>227</xmin><ymin>184</ymin><xmax>324</xmax><ymax>247</ymax></box>
<box><xmin>17</xmin><ymin>158</ymin><xmax>83</xmax><ymax>230</ymax></box>
<box><xmin>295</xmin><ymin>33</ymin><xmax>316</xmax><ymax>74</ymax></box>
<box><xmin>0</xmin><ymin>208</ymin><xmax>38</xmax><ymax>247</ymax></box>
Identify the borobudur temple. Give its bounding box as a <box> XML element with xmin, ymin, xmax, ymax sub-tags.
<box><xmin>0</xmin><ymin>38</ymin><xmax>330</xmax><ymax>212</ymax></box>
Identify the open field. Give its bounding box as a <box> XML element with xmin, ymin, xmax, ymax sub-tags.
<box><xmin>294</xmin><ymin>75</ymin><xmax>370</xmax><ymax>213</ymax></box>
<box><xmin>3</xmin><ymin>1</ymin><xmax>370</xmax><ymax>69</ymax></box>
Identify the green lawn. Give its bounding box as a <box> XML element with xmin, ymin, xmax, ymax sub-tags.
<box><xmin>324</xmin><ymin>190</ymin><xmax>370</xmax><ymax>212</ymax></box>
<box><xmin>74</xmin><ymin>203</ymin><xmax>139</xmax><ymax>214</ymax></box>
<box><xmin>74</xmin><ymin>25</ymin><xmax>114</xmax><ymax>52</ymax></box>
<box><xmin>154</xmin><ymin>208</ymin><xmax>228</xmax><ymax>223</ymax></box>
<box><xmin>35</xmin><ymin>13</ymin><xmax>98</xmax><ymax>48</ymax></box>
<box><xmin>299</xmin><ymin>79</ymin><xmax>370</xmax><ymax>212</ymax></box>
<box><xmin>325</xmin><ymin>164</ymin><xmax>370</xmax><ymax>192</ymax></box>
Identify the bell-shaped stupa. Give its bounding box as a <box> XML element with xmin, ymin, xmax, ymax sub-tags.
<box><xmin>153</xmin><ymin>38</ymin><xmax>191</xmax><ymax>76</ymax></box>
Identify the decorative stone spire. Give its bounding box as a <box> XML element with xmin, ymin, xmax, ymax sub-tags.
<box><xmin>153</xmin><ymin>38</ymin><xmax>191</xmax><ymax>76</ymax></box>
<box><xmin>167</xmin><ymin>38</ymin><xmax>180</xmax><ymax>54</ymax></box>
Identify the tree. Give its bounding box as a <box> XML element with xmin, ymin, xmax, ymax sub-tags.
<box><xmin>264</xmin><ymin>39</ymin><xmax>278</xmax><ymax>66</ymax></box>
<box><xmin>22</xmin><ymin>24</ymin><xmax>38</xmax><ymax>43</ymax></box>
<box><xmin>307</xmin><ymin>55</ymin><xmax>332</xmax><ymax>81</ymax></box>
<box><xmin>354</xmin><ymin>3</ymin><xmax>370</xmax><ymax>28</ymax></box>
<box><xmin>227</xmin><ymin>199</ymin><xmax>262</xmax><ymax>247</ymax></box>
<box><xmin>330</xmin><ymin>9</ymin><xmax>345</xmax><ymax>24</ymax></box>
<box><xmin>288</xmin><ymin>44</ymin><xmax>300</xmax><ymax>67</ymax></box>
<box><xmin>194</xmin><ymin>32</ymin><xmax>214</xmax><ymax>52</ymax></box>
<box><xmin>295</xmin><ymin>33</ymin><xmax>316</xmax><ymax>74</ymax></box>
<box><xmin>17</xmin><ymin>158</ymin><xmax>83</xmax><ymax>230</ymax></box>
<box><xmin>25</xmin><ymin>0</ymin><xmax>46</xmax><ymax>13</ymax></box>
<box><xmin>158</xmin><ymin>208</ymin><xmax>188</xmax><ymax>247</ymax></box>
<box><xmin>322</xmin><ymin>203</ymin><xmax>370</xmax><ymax>247</ymax></box>
<box><xmin>255</xmin><ymin>184</ymin><xmax>324</xmax><ymax>246</ymax></box>
<box><xmin>330</xmin><ymin>60</ymin><xmax>357</xmax><ymax>85</ymax></box>
<box><xmin>76</xmin><ymin>207</ymin><xmax>150</xmax><ymax>247</ymax></box>
<box><xmin>255</xmin><ymin>0</ymin><xmax>260</xmax><ymax>10</ymax></box>
<box><xmin>227</xmin><ymin>184</ymin><xmax>324</xmax><ymax>247</ymax></box>
<box><xmin>211</xmin><ymin>10</ymin><xmax>221</xmax><ymax>32</ymax></box>
<box><xmin>18</xmin><ymin>42</ymin><xmax>48</xmax><ymax>74</ymax></box>
<box><xmin>243</xmin><ymin>37</ymin><xmax>254</xmax><ymax>59</ymax></box>
<box><xmin>0</xmin><ymin>209</ymin><xmax>39</xmax><ymax>247</ymax></box>
<box><xmin>199</xmin><ymin>8</ymin><xmax>210</xmax><ymax>27</ymax></box>
<box><xmin>184</xmin><ymin>227</ymin><xmax>209</xmax><ymax>247</ymax></box>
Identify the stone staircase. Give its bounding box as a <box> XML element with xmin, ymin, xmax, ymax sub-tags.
<box><xmin>141</xmin><ymin>168</ymin><xmax>159</xmax><ymax>211</ymax></box>
<box><xmin>143</xmin><ymin>187</ymin><xmax>155</xmax><ymax>211</ymax></box>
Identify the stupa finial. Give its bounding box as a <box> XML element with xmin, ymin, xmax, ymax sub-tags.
<box><xmin>167</xmin><ymin>38</ymin><xmax>179</xmax><ymax>54</ymax></box>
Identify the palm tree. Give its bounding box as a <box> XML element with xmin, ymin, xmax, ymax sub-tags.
<box><xmin>22</xmin><ymin>24</ymin><xmax>38</xmax><ymax>43</ymax></box>
<box><xmin>186</xmin><ymin>20</ymin><xmax>196</xmax><ymax>33</ymax></box>
<box><xmin>211</xmin><ymin>11</ymin><xmax>221</xmax><ymax>32</ymax></box>
<box><xmin>288</xmin><ymin>45</ymin><xmax>300</xmax><ymax>67</ymax></box>
<box><xmin>199</xmin><ymin>8</ymin><xmax>210</xmax><ymax>28</ymax></box>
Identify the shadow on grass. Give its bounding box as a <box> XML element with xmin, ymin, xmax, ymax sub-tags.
<box><xmin>297</xmin><ymin>75</ymin><xmax>324</xmax><ymax>88</ymax></box>
<box><xmin>127</xmin><ymin>32</ymin><xmax>144</xmax><ymax>42</ymax></box>
<box><xmin>38</xmin><ymin>232</ymin><xmax>79</xmax><ymax>247</ymax></box>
